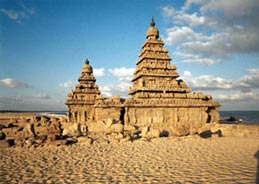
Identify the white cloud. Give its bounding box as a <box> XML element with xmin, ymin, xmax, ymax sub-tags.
<box><xmin>180</xmin><ymin>69</ymin><xmax>259</xmax><ymax>110</ymax></box>
<box><xmin>97</xmin><ymin>67</ymin><xmax>134</xmax><ymax>97</ymax></box>
<box><xmin>162</xmin><ymin>5</ymin><xmax>176</xmax><ymax>18</ymax></box>
<box><xmin>59</xmin><ymin>80</ymin><xmax>74</xmax><ymax>88</ymax></box>
<box><xmin>178</xmin><ymin>29</ymin><xmax>259</xmax><ymax>58</ymax></box>
<box><xmin>183</xmin><ymin>71</ymin><xmax>192</xmax><ymax>77</ymax></box>
<box><xmin>165</xmin><ymin>26</ymin><xmax>208</xmax><ymax>45</ymax></box>
<box><xmin>238</xmin><ymin>68</ymin><xmax>259</xmax><ymax>88</ymax></box>
<box><xmin>182</xmin><ymin>68</ymin><xmax>259</xmax><ymax>92</ymax></box>
<box><xmin>0</xmin><ymin>3</ymin><xmax>34</xmax><ymax>24</ymax></box>
<box><xmin>201</xmin><ymin>0</ymin><xmax>259</xmax><ymax>23</ymax></box>
<box><xmin>214</xmin><ymin>92</ymin><xmax>259</xmax><ymax>101</ymax></box>
<box><xmin>100</xmin><ymin>79</ymin><xmax>131</xmax><ymax>98</ymax></box>
<box><xmin>162</xmin><ymin>5</ymin><xmax>206</xmax><ymax>27</ymax></box>
<box><xmin>0</xmin><ymin>78</ymin><xmax>29</xmax><ymax>88</ymax></box>
<box><xmin>99</xmin><ymin>86</ymin><xmax>113</xmax><ymax>97</ymax></box>
<box><xmin>181</xmin><ymin>0</ymin><xmax>205</xmax><ymax>11</ymax></box>
<box><xmin>93</xmin><ymin>68</ymin><xmax>105</xmax><ymax>77</ymax></box>
<box><xmin>108</xmin><ymin>67</ymin><xmax>134</xmax><ymax>78</ymax></box>
<box><xmin>99</xmin><ymin>77</ymin><xmax>132</xmax><ymax>98</ymax></box>
<box><xmin>175</xmin><ymin>52</ymin><xmax>220</xmax><ymax>65</ymax></box>
<box><xmin>176</xmin><ymin>12</ymin><xmax>206</xmax><ymax>27</ymax></box>
<box><xmin>0</xmin><ymin>9</ymin><xmax>19</xmax><ymax>20</ymax></box>
<box><xmin>182</xmin><ymin>71</ymin><xmax>233</xmax><ymax>90</ymax></box>
<box><xmin>182</xmin><ymin>57</ymin><xmax>219</xmax><ymax>65</ymax></box>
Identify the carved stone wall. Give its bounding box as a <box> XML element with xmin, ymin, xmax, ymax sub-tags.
<box><xmin>124</xmin><ymin>105</ymin><xmax>219</xmax><ymax>134</ymax></box>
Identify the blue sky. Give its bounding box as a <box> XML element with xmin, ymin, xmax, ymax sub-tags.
<box><xmin>0</xmin><ymin>0</ymin><xmax>258</xmax><ymax>111</ymax></box>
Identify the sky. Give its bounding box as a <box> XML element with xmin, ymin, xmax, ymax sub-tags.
<box><xmin>0</xmin><ymin>0</ymin><xmax>258</xmax><ymax>111</ymax></box>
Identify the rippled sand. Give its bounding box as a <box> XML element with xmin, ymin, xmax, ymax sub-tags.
<box><xmin>1</xmin><ymin>136</ymin><xmax>259</xmax><ymax>184</ymax></box>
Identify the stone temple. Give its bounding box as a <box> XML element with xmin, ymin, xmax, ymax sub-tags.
<box><xmin>66</xmin><ymin>18</ymin><xmax>220</xmax><ymax>136</ymax></box>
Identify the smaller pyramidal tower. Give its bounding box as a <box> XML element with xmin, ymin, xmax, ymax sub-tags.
<box><xmin>66</xmin><ymin>59</ymin><xmax>100</xmax><ymax>122</ymax></box>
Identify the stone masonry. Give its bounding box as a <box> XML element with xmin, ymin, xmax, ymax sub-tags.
<box><xmin>65</xmin><ymin>18</ymin><xmax>221</xmax><ymax>136</ymax></box>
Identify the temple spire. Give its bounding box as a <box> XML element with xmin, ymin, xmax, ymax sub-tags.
<box><xmin>146</xmin><ymin>16</ymin><xmax>159</xmax><ymax>39</ymax></box>
<box><xmin>85</xmin><ymin>58</ymin><xmax>89</xmax><ymax>64</ymax></box>
<box><xmin>151</xmin><ymin>16</ymin><xmax>155</xmax><ymax>27</ymax></box>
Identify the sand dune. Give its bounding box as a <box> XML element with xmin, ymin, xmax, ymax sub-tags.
<box><xmin>1</xmin><ymin>136</ymin><xmax>259</xmax><ymax>183</ymax></box>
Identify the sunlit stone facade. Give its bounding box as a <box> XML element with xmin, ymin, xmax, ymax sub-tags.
<box><xmin>66</xmin><ymin>18</ymin><xmax>220</xmax><ymax>135</ymax></box>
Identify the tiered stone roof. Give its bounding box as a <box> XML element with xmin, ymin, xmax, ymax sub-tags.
<box><xmin>125</xmin><ymin>18</ymin><xmax>220</xmax><ymax>110</ymax></box>
<box><xmin>66</xmin><ymin>59</ymin><xmax>100</xmax><ymax>106</ymax></box>
<box><xmin>129</xmin><ymin>17</ymin><xmax>192</xmax><ymax>99</ymax></box>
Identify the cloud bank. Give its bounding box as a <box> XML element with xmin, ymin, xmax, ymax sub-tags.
<box><xmin>181</xmin><ymin>68</ymin><xmax>259</xmax><ymax>103</ymax></box>
<box><xmin>162</xmin><ymin>0</ymin><xmax>259</xmax><ymax>65</ymax></box>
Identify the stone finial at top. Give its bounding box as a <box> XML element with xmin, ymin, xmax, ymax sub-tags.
<box><xmin>85</xmin><ymin>58</ymin><xmax>90</xmax><ymax>64</ymax></box>
<box><xmin>81</xmin><ymin>58</ymin><xmax>93</xmax><ymax>73</ymax></box>
<box><xmin>146</xmin><ymin>16</ymin><xmax>159</xmax><ymax>39</ymax></box>
<box><xmin>150</xmin><ymin>16</ymin><xmax>155</xmax><ymax>27</ymax></box>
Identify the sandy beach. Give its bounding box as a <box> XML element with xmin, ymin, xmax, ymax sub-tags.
<box><xmin>1</xmin><ymin>136</ymin><xmax>258</xmax><ymax>184</ymax></box>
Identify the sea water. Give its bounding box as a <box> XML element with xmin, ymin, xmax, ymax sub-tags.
<box><xmin>220</xmin><ymin>111</ymin><xmax>259</xmax><ymax>124</ymax></box>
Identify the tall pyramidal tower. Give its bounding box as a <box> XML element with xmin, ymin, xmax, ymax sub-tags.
<box><xmin>124</xmin><ymin>17</ymin><xmax>220</xmax><ymax>130</ymax></box>
<box><xmin>129</xmin><ymin>17</ymin><xmax>191</xmax><ymax>99</ymax></box>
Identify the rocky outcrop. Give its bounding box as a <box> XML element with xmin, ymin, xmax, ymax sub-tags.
<box><xmin>0</xmin><ymin>115</ymin><xmax>67</xmax><ymax>148</ymax></box>
<box><xmin>1</xmin><ymin>113</ymin><xmax>259</xmax><ymax>149</ymax></box>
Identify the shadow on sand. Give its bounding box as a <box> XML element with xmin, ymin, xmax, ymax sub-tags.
<box><xmin>255</xmin><ymin>148</ymin><xmax>259</xmax><ymax>184</ymax></box>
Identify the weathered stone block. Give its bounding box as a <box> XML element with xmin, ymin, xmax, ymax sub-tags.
<box><xmin>141</xmin><ymin>126</ymin><xmax>149</xmax><ymax>138</ymax></box>
<box><xmin>88</xmin><ymin>121</ymin><xmax>106</xmax><ymax>133</ymax></box>
<box><xmin>62</xmin><ymin>122</ymin><xmax>83</xmax><ymax>137</ymax></box>
<box><xmin>146</xmin><ymin>128</ymin><xmax>160</xmax><ymax>139</ymax></box>
<box><xmin>171</xmin><ymin>125</ymin><xmax>190</xmax><ymax>137</ymax></box>
<box><xmin>77</xmin><ymin>137</ymin><xmax>92</xmax><ymax>145</ymax></box>
<box><xmin>107</xmin><ymin>123</ymin><xmax>124</xmax><ymax>134</ymax></box>
<box><xmin>124</xmin><ymin>125</ymin><xmax>136</xmax><ymax>132</ymax></box>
